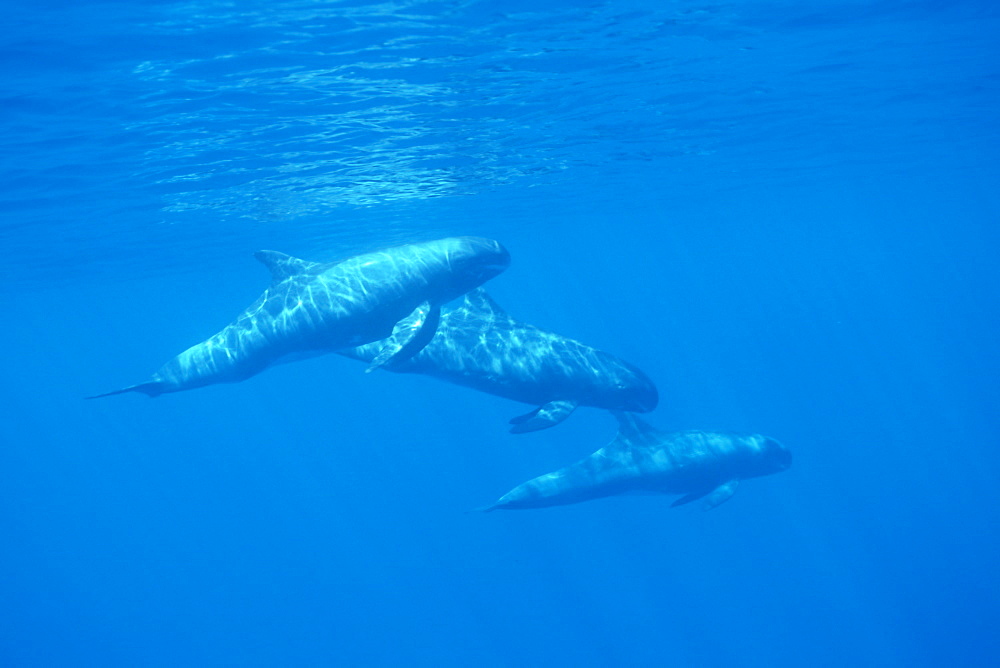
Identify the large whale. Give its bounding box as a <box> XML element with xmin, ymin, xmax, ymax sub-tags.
<box><xmin>89</xmin><ymin>237</ymin><xmax>510</xmax><ymax>398</ymax></box>
<box><xmin>483</xmin><ymin>412</ymin><xmax>790</xmax><ymax>511</ymax></box>
<box><xmin>339</xmin><ymin>289</ymin><xmax>658</xmax><ymax>433</ymax></box>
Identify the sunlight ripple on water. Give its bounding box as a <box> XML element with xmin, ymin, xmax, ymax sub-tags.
<box><xmin>1</xmin><ymin>0</ymin><xmax>996</xmax><ymax>281</ymax></box>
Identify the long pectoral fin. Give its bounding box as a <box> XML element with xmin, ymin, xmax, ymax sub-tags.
<box><xmin>702</xmin><ymin>480</ymin><xmax>739</xmax><ymax>510</ymax></box>
<box><xmin>672</xmin><ymin>480</ymin><xmax>740</xmax><ymax>511</ymax></box>
<box><xmin>508</xmin><ymin>400</ymin><xmax>579</xmax><ymax>434</ymax></box>
<box><xmin>670</xmin><ymin>490</ymin><xmax>707</xmax><ymax>508</ymax></box>
<box><xmin>365</xmin><ymin>301</ymin><xmax>441</xmax><ymax>373</ymax></box>
<box><xmin>86</xmin><ymin>381</ymin><xmax>164</xmax><ymax>399</ymax></box>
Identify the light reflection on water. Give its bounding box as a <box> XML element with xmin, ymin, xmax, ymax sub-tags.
<box><xmin>1</xmin><ymin>0</ymin><xmax>995</xmax><ymax>283</ymax></box>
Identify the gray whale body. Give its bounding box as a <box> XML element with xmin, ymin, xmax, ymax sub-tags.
<box><xmin>340</xmin><ymin>289</ymin><xmax>658</xmax><ymax>433</ymax></box>
<box><xmin>89</xmin><ymin>237</ymin><xmax>510</xmax><ymax>398</ymax></box>
<box><xmin>484</xmin><ymin>412</ymin><xmax>790</xmax><ymax>511</ymax></box>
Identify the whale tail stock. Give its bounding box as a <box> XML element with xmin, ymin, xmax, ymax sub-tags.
<box><xmin>86</xmin><ymin>381</ymin><xmax>163</xmax><ymax>399</ymax></box>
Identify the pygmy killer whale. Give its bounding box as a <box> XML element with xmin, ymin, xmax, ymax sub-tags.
<box><xmin>483</xmin><ymin>412</ymin><xmax>790</xmax><ymax>511</ymax></box>
<box><xmin>339</xmin><ymin>289</ymin><xmax>658</xmax><ymax>433</ymax></box>
<box><xmin>89</xmin><ymin>237</ymin><xmax>510</xmax><ymax>398</ymax></box>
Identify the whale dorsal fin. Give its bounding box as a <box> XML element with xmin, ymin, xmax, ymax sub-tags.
<box><xmin>461</xmin><ymin>288</ymin><xmax>508</xmax><ymax>316</ymax></box>
<box><xmin>254</xmin><ymin>250</ymin><xmax>318</xmax><ymax>282</ymax></box>
<box><xmin>611</xmin><ymin>411</ymin><xmax>659</xmax><ymax>446</ymax></box>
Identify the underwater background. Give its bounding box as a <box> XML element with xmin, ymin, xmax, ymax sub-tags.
<box><xmin>2</xmin><ymin>0</ymin><xmax>998</xmax><ymax>665</ymax></box>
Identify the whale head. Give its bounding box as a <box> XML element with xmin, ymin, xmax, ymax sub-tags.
<box><xmin>618</xmin><ymin>364</ymin><xmax>659</xmax><ymax>413</ymax></box>
<box><xmin>592</xmin><ymin>358</ymin><xmax>659</xmax><ymax>413</ymax></box>
<box><xmin>444</xmin><ymin>236</ymin><xmax>511</xmax><ymax>284</ymax></box>
<box><xmin>742</xmin><ymin>434</ymin><xmax>792</xmax><ymax>477</ymax></box>
<box><xmin>414</xmin><ymin>236</ymin><xmax>510</xmax><ymax>301</ymax></box>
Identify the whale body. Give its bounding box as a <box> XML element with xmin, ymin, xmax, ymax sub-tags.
<box><xmin>484</xmin><ymin>412</ymin><xmax>790</xmax><ymax>511</ymax></box>
<box><xmin>89</xmin><ymin>237</ymin><xmax>510</xmax><ymax>398</ymax></box>
<box><xmin>339</xmin><ymin>289</ymin><xmax>658</xmax><ymax>432</ymax></box>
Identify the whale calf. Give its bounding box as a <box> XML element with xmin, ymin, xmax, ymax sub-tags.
<box><xmin>483</xmin><ymin>412</ymin><xmax>790</xmax><ymax>511</ymax></box>
<box><xmin>339</xmin><ymin>289</ymin><xmax>658</xmax><ymax>432</ymax></box>
<box><xmin>89</xmin><ymin>237</ymin><xmax>510</xmax><ymax>398</ymax></box>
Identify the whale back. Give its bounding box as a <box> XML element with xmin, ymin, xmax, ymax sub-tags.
<box><xmin>449</xmin><ymin>293</ymin><xmax>658</xmax><ymax>412</ymax></box>
<box><xmin>450</xmin><ymin>288</ymin><xmax>509</xmax><ymax>321</ymax></box>
<box><xmin>340</xmin><ymin>288</ymin><xmax>657</xmax><ymax>415</ymax></box>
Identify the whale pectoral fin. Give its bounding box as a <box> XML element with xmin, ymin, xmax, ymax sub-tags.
<box><xmin>365</xmin><ymin>301</ymin><xmax>441</xmax><ymax>373</ymax></box>
<box><xmin>508</xmin><ymin>400</ymin><xmax>579</xmax><ymax>434</ymax></box>
<box><xmin>86</xmin><ymin>381</ymin><xmax>164</xmax><ymax>399</ymax></box>
<box><xmin>701</xmin><ymin>480</ymin><xmax>739</xmax><ymax>510</ymax></box>
<box><xmin>671</xmin><ymin>491</ymin><xmax>708</xmax><ymax>508</ymax></box>
<box><xmin>670</xmin><ymin>481</ymin><xmax>739</xmax><ymax>510</ymax></box>
<box><xmin>688</xmin><ymin>480</ymin><xmax>740</xmax><ymax>511</ymax></box>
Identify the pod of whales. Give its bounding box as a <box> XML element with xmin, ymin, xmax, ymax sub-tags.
<box><xmin>339</xmin><ymin>289</ymin><xmax>657</xmax><ymax>433</ymax></box>
<box><xmin>88</xmin><ymin>234</ymin><xmax>789</xmax><ymax>514</ymax></box>
<box><xmin>483</xmin><ymin>412</ymin><xmax>791</xmax><ymax>512</ymax></box>
<box><xmin>88</xmin><ymin>237</ymin><xmax>510</xmax><ymax>398</ymax></box>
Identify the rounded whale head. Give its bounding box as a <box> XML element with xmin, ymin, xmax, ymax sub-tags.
<box><xmin>446</xmin><ymin>236</ymin><xmax>510</xmax><ymax>280</ymax></box>
<box><xmin>618</xmin><ymin>373</ymin><xmax>658</xmax><ymax>413</ymax></box>
<box><xmin>597</xmin><ymin>359</ymin><xmax>659</xmax><ymax>413</ymax></box>
<box><xmin>424</xmin><ymin>236</ymin><xmax>511</xmax><ymax>299</ymax></box>
<box><xmin>743</xmin><ymin>434</ymin><xmax>792</xmax><ymax>477</ymax></box>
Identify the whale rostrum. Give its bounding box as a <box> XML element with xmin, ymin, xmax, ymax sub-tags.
<box><xmin>88</xmin><ymin>237</ymin><xmax>510</xmax><ymax>398</ymax></box>
<box><xmin>339</xmin><ymin>289</ymin><xmax>658</xmax><ymax>432</ymax></box>
<box><xmin>483</xmin><ymin>412</ymin><xmax>791</xmax><ymax>511</ymax></box>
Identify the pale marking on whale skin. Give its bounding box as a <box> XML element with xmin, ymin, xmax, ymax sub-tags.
<box><xmin>482</xmin><ymin>412</ymin><xmax>791</xmax><ymax>511</ymax></box>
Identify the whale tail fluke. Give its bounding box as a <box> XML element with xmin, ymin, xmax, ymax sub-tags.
<box><xmin>86</xmin><ymin>381</ymin><xmax>164</xmax><ymax>399</ymax></box>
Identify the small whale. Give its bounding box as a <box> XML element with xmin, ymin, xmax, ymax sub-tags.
<box><xmin>339</xmin><ymin>289</ymin><xmax>658</xmax><ymax>433</ymax></box>
<box><xmin>483</xmin><ymin>412</ymin><xmax>790</xmax><ymax>511</ymax></box>
<box><xmin>89</xmin><ymin>237</ymin><xmax>510</xmax><ymax>398</ymax></box>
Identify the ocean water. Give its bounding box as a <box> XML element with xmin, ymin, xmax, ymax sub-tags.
<box><xmin>2</xmin><ymin>0</ymin><xmax>998</xmax><ymax>665</ymax></box>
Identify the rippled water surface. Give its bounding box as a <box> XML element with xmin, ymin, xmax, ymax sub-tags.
<box><xmin>5</xmin><ymin>0</ymin><xmax>996</xmax><ymax>278</ymax></box>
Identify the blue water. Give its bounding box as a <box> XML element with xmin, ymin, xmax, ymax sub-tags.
<box><xmin>2</xmin><ymin>1</ymin><xmax>998</xmax><ymax>665</ymax></box>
